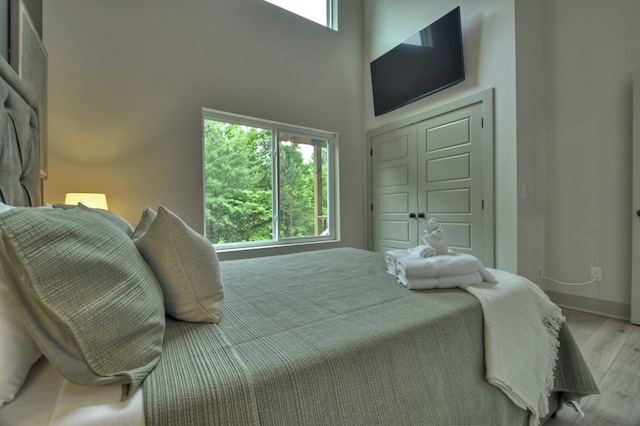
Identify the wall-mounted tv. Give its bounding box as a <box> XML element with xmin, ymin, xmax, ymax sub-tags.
<box><xmin>370</xmin><ymin>7</ymin><xmax>465</xmax><ymax>116</ymax></box>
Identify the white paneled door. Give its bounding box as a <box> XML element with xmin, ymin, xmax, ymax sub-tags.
<box><xmin>370</xmin><ymin>91</ymin><xmax>494</xmax><ymax>267</ymax></box>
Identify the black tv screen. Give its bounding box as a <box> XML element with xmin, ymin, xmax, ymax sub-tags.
<box><xmin>370</xmin><ymin>7</ymin><xmax>465</xmax><ymax>116</ymax></box>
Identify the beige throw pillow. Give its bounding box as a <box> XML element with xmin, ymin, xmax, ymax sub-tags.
<box><xmin>131</xmin><ymin>207</ymin><xmax>157</xmax><ymax>239</ymax></box>
<box><xmin>134</xmin><ymin>206</ymin><xmax>224</xmax><ymax>323</ymax></box>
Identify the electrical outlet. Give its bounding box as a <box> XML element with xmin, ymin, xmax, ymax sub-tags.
<box><xmin>590</xmin><ymin>267</ymin><xmax>602</xmax><ymax>282</ymax></box>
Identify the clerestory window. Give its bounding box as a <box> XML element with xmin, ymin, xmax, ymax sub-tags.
<box><xmin>264</xmin><ymin>0</ymin><xmax>337</xmax><ymax>30</ymax></box>
<box><xmin>202</xmin><ymin>109</ymin><xmax>338</xmax><ymax>249</ymax></box>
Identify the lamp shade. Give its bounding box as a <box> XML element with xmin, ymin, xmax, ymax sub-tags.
<box><xmin>65</xmin><ymin>193</ymin><xmax>109</xmax><ymax>210</ymax></box>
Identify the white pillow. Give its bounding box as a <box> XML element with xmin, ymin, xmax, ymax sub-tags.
<box><xmin>0</xmin><ymin>202</ymin><xmax>13</xmax><ymax>213</ymax></box>
<box><xmin>0</xmin><ymin>202</ymin><xmax>43</xmax><ymax>407</ymax></box>
<box><xmin>0</xmin><ymin>264</ymin><xmax>42</xmax><ymax>407</ymax></box>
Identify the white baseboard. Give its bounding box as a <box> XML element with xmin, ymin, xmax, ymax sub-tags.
<box><xmin>546</xmin><ymin>290</ymin><xmax>631</xmax><ymax>321</ymax></box>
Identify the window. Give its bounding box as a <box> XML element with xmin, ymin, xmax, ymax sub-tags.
<box><xmin>264</xmin><ymin>0</ymin><xmax>337</xmax><ymax>30</ymax></box>
<box><xmin>203</xmin><ymin>109</ymin><xmax>337</xmax><ymax>249</ymax></box>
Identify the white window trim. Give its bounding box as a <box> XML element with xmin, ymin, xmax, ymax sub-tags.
<box><xmin>202</xmin><ymin>108</ymin><xmax>340</xmax><ymax>252</ymax></box>
<box><xmin>263</xmin><ymin>0</ymin><xmax>338</xmax><ymax>31</ymax></box>
<box><xmin>328</xmin><ymin>0</ymin><xmax>338</xmax><ymax>31</ymax></box>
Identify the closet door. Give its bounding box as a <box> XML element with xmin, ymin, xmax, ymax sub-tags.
<box><xmin>369</xmin><ymin>89</ymin><xmax>494</xmax><ymax>265</ymax></box>
<box><xmin>417</xmin><ymin>102</ymin><xmax>486</xmax><ymax>261</ymax></box>
<box><xmin>371</xmin><ymin>125</ymin><xmax>419</xmax><ymax>252</ymax></box>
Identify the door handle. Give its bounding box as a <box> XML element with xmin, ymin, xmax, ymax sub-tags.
<box><xmin>418</xmin><ymin>212</ymin><xmax>425</xmax><ymax>218</ymax></box>
<box><xmin>409</xmin><ymin>213</ymin><xmax>416</xmax><ymax>219</ymax></box>
<box><xmin>637</xmin><ymin>210</ymin><xmax>640</xmax><ymax>217</ymax></box>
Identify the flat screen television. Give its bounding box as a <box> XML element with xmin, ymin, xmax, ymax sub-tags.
<box><xmin>370</xmin><ymin>7</ymin><xmax>465</xmax><ymax>116</ymax></box>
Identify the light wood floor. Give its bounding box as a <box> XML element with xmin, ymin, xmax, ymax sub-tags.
<box><xmin>546</xmin><ymin>308</ymin><xmax>640</xmax><ymax>426</ymax></box>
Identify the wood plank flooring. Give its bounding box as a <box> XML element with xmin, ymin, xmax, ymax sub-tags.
<box><xmin>546</xmin><ymin>309</ymin><xmax>640</xmax><ymax>426</ymax></box>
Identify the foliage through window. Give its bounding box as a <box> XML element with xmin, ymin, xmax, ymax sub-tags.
<box><xmin>203</xmin><ymin>110</ymin><xmax>336</xmax><ymax>248</ymax></box>
<box><xmin>264</xmin><ymin>0</ymin><xmax>336</xmax><ymax>30</ymax></box>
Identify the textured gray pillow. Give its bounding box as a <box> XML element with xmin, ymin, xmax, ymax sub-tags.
<box><xmin>53</xmin><ymin>202</ymin><xmax>135</xmax><ymax>236</ymax></box>
<box><xmin>134</xmin><ymin>206</ymin><xmax>224</xmax><ymax>323</ymax></box>
<box><xmin>0</xmin><ymin>207</ymin><xmax>165</xmax><ymax>399</ymax></box>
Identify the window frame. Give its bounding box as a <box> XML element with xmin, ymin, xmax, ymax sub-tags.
<box><xmin>202</xmin><ymin>108</ymin><xmax>339</xmax><ymax>251</ymax></box>
<box><xmin>263</xmin><ymin>0</ymin><xmax>338</xmax><ymax>31</ymax></box>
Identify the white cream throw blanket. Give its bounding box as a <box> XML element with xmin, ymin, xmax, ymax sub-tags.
<box><xmin>464</xmin><ymin>268</ymin><xmax>565</xmax><ymax>426</ymax></box>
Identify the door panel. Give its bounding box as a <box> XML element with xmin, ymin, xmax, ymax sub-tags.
<box><xmin>440</xmin><ymin>223</ymin><xmax>471</xmax><ymax>248</ymax></box>
<box><xmin>379</xmin><ymin>164</ymin><xmax>410</xmax><ymax>187</ymax></box>
<box><xmin>379</xmin><ymin>136</ymin><xmax>409</xmax><ymax>161</ymax></box>
<box><xmin>379</xmin><ymin>221</ymin><xmax>410</xmax><ymax>241</ymax></box>
<box><xmin>378</xmin><ymin>193</ymin><xmax>409</xmax><ymax>213</ymax></box>
<box><xmin>425</xmin><ymin>117</ymin><xmax>471</xmax><ymax>151</ymax></box>
<box><xmin>427</xmin><ymin>189</ymin><xmax>471</xmax><ymax>213</ymax></box>
<box><xmin>427</xmin><ymin>153</ymin><xmax>470</xmax><ymax>182</ymax></box>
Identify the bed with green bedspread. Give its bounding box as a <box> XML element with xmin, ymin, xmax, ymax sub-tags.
<box><xmin>144</xmin><ymin>247</ymin><xmax>598</xmax><ymax>426</ymax></box>
<box><xmin>0</xmin><ymin>44</ymin><xmax>598</xmax><ymax>425</ymax></box>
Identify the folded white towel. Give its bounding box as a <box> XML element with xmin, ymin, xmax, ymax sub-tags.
<box><xmin>396</xmin><ymin>251</ymin><xmax>497</xmax><ymax>283</ymax></box>
<box><xmin>384</xmin><ymin>249</ymin><xmax>411</xmax><ymax>275</ymax></box>
<box><xmin>385</xmin><ymin>244</ymin><xmax>437</xmax><ymax>276</ymax></box>
<box><xmin>422</xmin><ymin>218</ymin><xmax>448</xmax><ymax>255</ymax></box>
<box><xmin>407</xmin><ymin>244</ymin><xmax>437</xmax><ymax>258</ymax></box>
<box><xmin>397</xmin><ymin>271</ymin><xmax>484</xmax><ymax>290</ymax></box>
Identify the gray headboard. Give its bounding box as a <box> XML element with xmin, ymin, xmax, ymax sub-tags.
<box><xmin>0</xmin><ymin>54</ymin><xmax>41</xmax><ymax>207</ymax></box>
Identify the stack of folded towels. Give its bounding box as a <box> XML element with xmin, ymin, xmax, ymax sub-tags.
<box><xmin>385</xmin><ymin>218</ymin><xmax>496</xmax><ymax>289</ymax></box>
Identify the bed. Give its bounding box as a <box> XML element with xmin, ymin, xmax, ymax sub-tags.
<box><xmin>0</xmin><ymin>54</ymin><xmax>598</xmax><ymax>426</ymax></box>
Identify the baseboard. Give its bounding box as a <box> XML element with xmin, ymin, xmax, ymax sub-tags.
<box><xmin>546</xmin><ymin>290</ymin><xmax>631</xmax><ymax>321</ymax></box>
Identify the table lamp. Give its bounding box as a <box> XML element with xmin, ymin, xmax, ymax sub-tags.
<box><xmin>64</xmin><ymin>193</ymin><xmax>109</xmax><ymax>210</ymax></box>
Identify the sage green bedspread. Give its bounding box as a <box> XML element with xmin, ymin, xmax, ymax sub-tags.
<box><xmin>143</xmin><ymin>248</ymin><xmax>598</xmax><ymax>425</ymax></box>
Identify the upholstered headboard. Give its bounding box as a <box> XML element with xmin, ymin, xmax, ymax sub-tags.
<box><xmin>0</xmin><ymin>55</ymin><xmax>41</xmax><ymax>207</ymax></box>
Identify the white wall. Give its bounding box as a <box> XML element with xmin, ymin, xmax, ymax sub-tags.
<box><xmin>363</xmin><ymin>0</ymin><xmax>520</xmax><ymax>273</ymax></box>
<box><xmin>514</xmin><ymin>0</ymin><xmax>547</xmax><ymax>286</ymax></box>
<box><xmin>42</xmin><ymin>0</ymin><xmax>365</xmax><ymax>259</ymax></box>
<box><xmin>543</xmin><ymin>0</ymin><xmax>640</xmax><ymax>318</ymax></box>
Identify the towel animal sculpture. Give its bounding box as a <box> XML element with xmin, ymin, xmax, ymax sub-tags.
<box><xmin>422</xmin><ymin>217</ymin><xmax>448</xmax><ymax>255</ymax></box>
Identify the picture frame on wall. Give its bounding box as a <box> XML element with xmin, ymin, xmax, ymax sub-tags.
<box><xmin>9</xmin><ymin>0</ymin><xmax>48</xmax><ymax>179</ymax></box>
